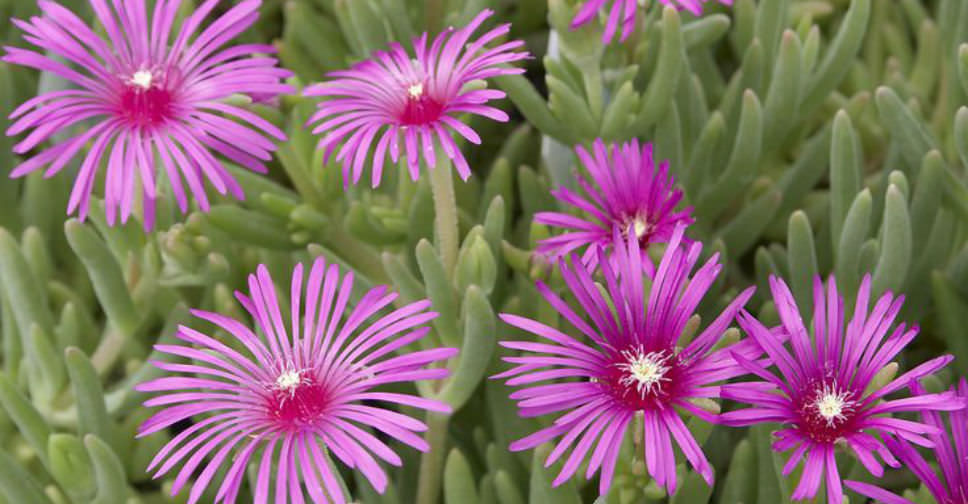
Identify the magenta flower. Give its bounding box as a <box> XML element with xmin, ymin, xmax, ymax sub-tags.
<box><xmin>535</xmin><ymin>139</ymin><xmax>693</xmax><ymax>272</ymax></box>
<box><xmin>304</xmin><ymin>9</ymin><xmax>529</xmax><ymax>186</ymax></box>
<box><xmin>845</xmin><ymin>379</ymin><xmax>968</xmax><ymax>504</ymax></box>
<box><xmin>4</xmin><ymin>0</ymin><xmax>292</xmax><ymax>229</ymax></box>
<box><xmin>721</xmin><ymin>275</ymin><xmax>964</xmax><ymax>504</ymax></box>
<box><xmin>496</xmin><ymin>225</ymin><xmax>757</xmax><ymax>494</ymax></box>
<box><xmin>571</xmin><ymin>0</ymin><xmax>733</xmax><ymax>43</ymax></box>
<box><xmin>136</xmin><ymin>259</ymin><xmax>456</xmax><ymax>503</ymax></box>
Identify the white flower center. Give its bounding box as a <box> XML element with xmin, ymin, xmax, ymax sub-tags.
<box><xmin>275</xmin><ymin>369</ymin><xmax>303</xmax><ymax>395</ymax></box>
<box><xmin>814</xmin><ymin>386</ymin><xmax>853</xmax><ymax>425</ymax></box>
<box><xmin>408</xmin><ymin>82</ymin><xmax>424</xmax><ymax>99</ymax></box>
<box><xmin>632</xmin><ymin>216</ymin><xmax>650</xmax><ymax>239</ymax></box>
<box><xmin>130</xmin><ymin>70</ymin><xmax>154</xmax><ymax>90</ymax></box>
<box><xmin>618</xmin><ymin>348</ymin><xmax>670</xmax><ymax>395</ymax></box>
<box><xmin>816</xmin><ymin>395</ymin><xmax>843</xmax><ymax>419</ymax></box>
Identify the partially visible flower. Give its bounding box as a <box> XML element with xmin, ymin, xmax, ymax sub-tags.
<box><xmin>535</xmin><ymin>139</ymin><xmax>692</xmax><ymax>272</ymax></box>
<box><xmin>136</xmin><ymin>259</ymin><xmax>456</xmax><ymax>503</ymax></box>
<box><xmin>4</xmin><ymin>0</ymin><xmax>293</xmax><ymax>229</ymax></box>
<box><xmin>571</xmin><ymin>0</ymin><xmax>733</xmax><ymax>43</ymax></box>
<box><xmin>721</xmin><ymin>275</ymin><xmax>965</xmax><ymax>504</ymax></box>
<box><xmin>845</xmin><ymin>379</ymin><xmax>968</xmax><ymax>504</ymax></box>
<box><xmin>496</xmin><ymin>225</ymin><xmax>757</xmax><ymax>494</ymax></box>
<box><xmin>304</xmin><ymin>9</ymin><xmax>529</xmax><ymax>186</ymax></box>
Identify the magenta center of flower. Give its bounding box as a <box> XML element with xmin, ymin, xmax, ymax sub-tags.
<box><xmin>265</xmin><ymin>369</ymin><xmax>330</xmax><ymax>430</ymax></box>
<box><xmin>118</xmin><ymin>69</ymin><xmax>173</xmax><ymax>128</ymax></box>
<box><xmin>600</xmin><ymin>346</ymin><xmax>682</xmax><ymax>410</ymax></box>
<box><xmin>796</xmin><ymin>382</ymin><xmax>858</xmax><ymax>443</ymax></box>
<box><xmin>399</xmin><ymin>81</ymin><xmax>444</xmax><ymax>125</ymax></box>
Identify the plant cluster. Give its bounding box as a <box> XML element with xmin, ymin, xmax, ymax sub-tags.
<box><xmin>1</xmin><ymin>1</ymin><xmax>968</xmax><ymax>503</ymax></box>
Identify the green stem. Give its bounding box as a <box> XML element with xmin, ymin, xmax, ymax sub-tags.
<box><xmin>428</xmin><ymin>160</ymin><xmax>459</xmax><ymax>276</ymax></box>
<box><xmin>417</xmin><ymin>153</ymin><xmax>459</xmax><ymax>504</ymax></box>
<box><xmin>325</xmin><ymin>224</ymin><xmax>390</xmax><ymax>285</ymax></box>
<box><xmin>276</xmin><ymin>144</ymin><xmax>323</xmax><ymax>209</ymax></box>
<box><xmin>415</xmin><ymin>412</ymin><xmax>450</xmax><ymax>504</ymax></box>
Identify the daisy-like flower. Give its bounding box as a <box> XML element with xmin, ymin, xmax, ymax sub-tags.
<box><xmin>496</xmin><ymin>224</ymin><xmax>758</xmax><ymax>494</ymax></box>
<box><xmin>4</xmin><ymin>0</ymin><xmax>292</xmax><ymax>229</ymax></box>
<box><xmin>535</xmin><ymin>139</ymin><xmax>693</xmax><ymax>272</ymax></box>
<box><xmin>845</xmin><ymin>379</ymin><xmax>968</xmax><ymax>504</ymax></box>
<box><xmin>571</xmin><ymin>0</ymin><xmax>733</xmax><ymax>43</ymax></box>
<box><xmin>136</xmin><ymin>259</ymin><xmax>457</xmax><ymax>503</ymax></box>
<box><xmin>721</xmin><ymin>275</ymin><xmax>965</xmax><ymax>504</ymax></box>
<box><xmin>303</xmin><ymin>9</ymin><xmax>529</xmax><ymax>186</ymax></box>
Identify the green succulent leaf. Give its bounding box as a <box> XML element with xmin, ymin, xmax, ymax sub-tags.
<box><xmin>444</xmin><ymin>448</ymin><xmax>479</xmax><ymax>504</ymax></box>
<box><xmin>437</xmin><ymin>286</ymin><xmax>496</xmax><ymax>410</ymax></box>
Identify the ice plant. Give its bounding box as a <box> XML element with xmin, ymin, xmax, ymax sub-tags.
<box><xmin>4</xmin><ymin>0</ymin><xmax>292</xmax><ymax>229</ymax></box>
<box><xmin>304</xmin><ymin>9</ymin><xmax>529</xmax><ymax>186</ymax></box>
<box><xmin>571</xmin><ymin>0</ymin><xmax>734</xmax><ymax>43</ymax></box>
<box><xmin>845</xmin><ymin>379</ymin><xmax>968</xmax><ymax>504</ymax></box>
<box><xmin>721</xmin><ymin>275</ymin><xmax>964</xmax><ymax>504</ymax></box>
<box><xmin>535</xmin><ymin>139</ymin><xmax>693</xmax><ymax>272</ymax></box>
<box><xmin>136</xmin><ymin>259</ymin><xmax>457</xmax><ymax>503</ymax></box>
<box><xmin>496</xmin><ymin>225</ymin><xmax>757</xmax><ymax>494</ymax></box>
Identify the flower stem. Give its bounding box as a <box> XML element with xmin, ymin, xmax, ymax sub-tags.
<box><xmin>415</xmin><ymin>412</ymin><xmax>450</xmax><ymax>504</ymax></box>
<box><xmin>428</xmin><ymin>160</ymin><xmax>459</xmax><ymax>276</ymax></box>
<box><xmin>417</xmin><ymin>153</ymin><xmax>459</xmax><ymax>504</ymax></box>
<box><xmin>325</xmin><ymin>224</ymin><xmax>390</xmax><ymax>285</ymax></box>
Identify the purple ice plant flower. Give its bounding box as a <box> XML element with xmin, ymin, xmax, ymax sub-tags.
<box><xmin>721</xmin><ymin>275</ymin><xmax>965</xmax><ymax>504</ymax></box>
<box><xmin>136</xmin><ymin>259</ymin><xmax>457</xmax><ymax>503</ymax></box>
<box><xmin>535</xmin><ymin>139</ymin><xmax>693</xmax><ymax>273</ymax></box>
<box><xmin>496</xmin><ymin>224</ymin><xmax>759</xmax><ymax>495</ymax></box>
<box><xmin>3</xmin><ymin>0</ymin><xmax>293</xmax><ymax>230</ymax></box>
<box><xmin>571</xmin><ymin>0</ymin><xmax>734</xmax><ymax>43</ymax></box>
<box><xmin>304</xmin><ymin>9</ymin><xmax>529</xmax><ymax>186</ymax></box>
<box><xmin>845</xmin><ymin>379</ymin><xmax>968</xmax><ymax>504</ymax></box>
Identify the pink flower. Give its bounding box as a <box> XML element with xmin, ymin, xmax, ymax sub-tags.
<box><xmin>4</xmin><ymin>0</ymin><xmax>293</xmax><ymax>229</ymax></box>
<box><xmin>535</xmin><ymin>139</ymin><xmax>693</xmax><ymax>273</ymax></box>
<box><xmin>721</xmin><ymin>275</ymin><xmax>965</xmax><ymax>504</ymax></box>
<box><xmin>496</xmin><ymin>225</ymin><xmax>757</xmax><ymax>494</ymax></box>
<box><xmin>304</xmin><ymin>9</ymin><xmax>529</xmax><ymax>186</ymax></box>
<box><xmin>571</xmin><ymin>0</ymin><xmax>733</xmax><ymax>43</ymax></box>
<box><xmin>846</xmin><ymin>379</ymin><xmax>968</xmax><ymax>504</ymax></box>
<box><xmin>136</xmin><ymin>259</ymin><xmax>457</xmax><ymax>503</ymax></box>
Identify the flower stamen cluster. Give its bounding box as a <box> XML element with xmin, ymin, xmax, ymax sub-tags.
<box><xmin>127</xmin><ymin>69</ymin><xmax>156</xmax><ymax>90</ymax></box>
<box><xmin>617</xmin><ymin>347</ymin><xmax>671</xmax><ymax>396</ymax></box>
<box><xmin>812</xmin><ymin>383</ymin><xmax>854</xmax><ymax>427</ymax></box>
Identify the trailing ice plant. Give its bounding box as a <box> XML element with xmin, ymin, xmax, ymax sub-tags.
<box><xmin>2</xmin><ymin>0</ymin><xmax>293</xmax><ymax>229</ymax></box>
<box><xmin>304</xmin><ymin>9</ymin><xmax>529</xmax><ymax>185</ymax></box>
<box><xmin>535</xmin><ymin>139</ymin><xmax>692</xmax><ymax>271</ymax></box>
<box><xmin>571</xmin><ymin>0</ymin><xmax>732</xmax><ymax>43</ymax></box>
<box><xmin>722</xmin><ymin>275</ymin><xmax>965</xmax><ymax>504</ymax></box>
<box><xmin>846</xmin><ymin>379</ymin><xmax>968</xmax><ymax>504</ymax></box>
<box><xmin>2</xmin><ymin>0</ymin><xmax>968</xmax><ymax>503</ymax></box>
<box><xmin>496</xmin><ymin>225</ymin><xmax>755</xmax><ymax>494</ymax></box>
<box><xmin>136</xmin><ymin>259</ymin><xmax>456</xmax><ymax>503</ymax></box>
